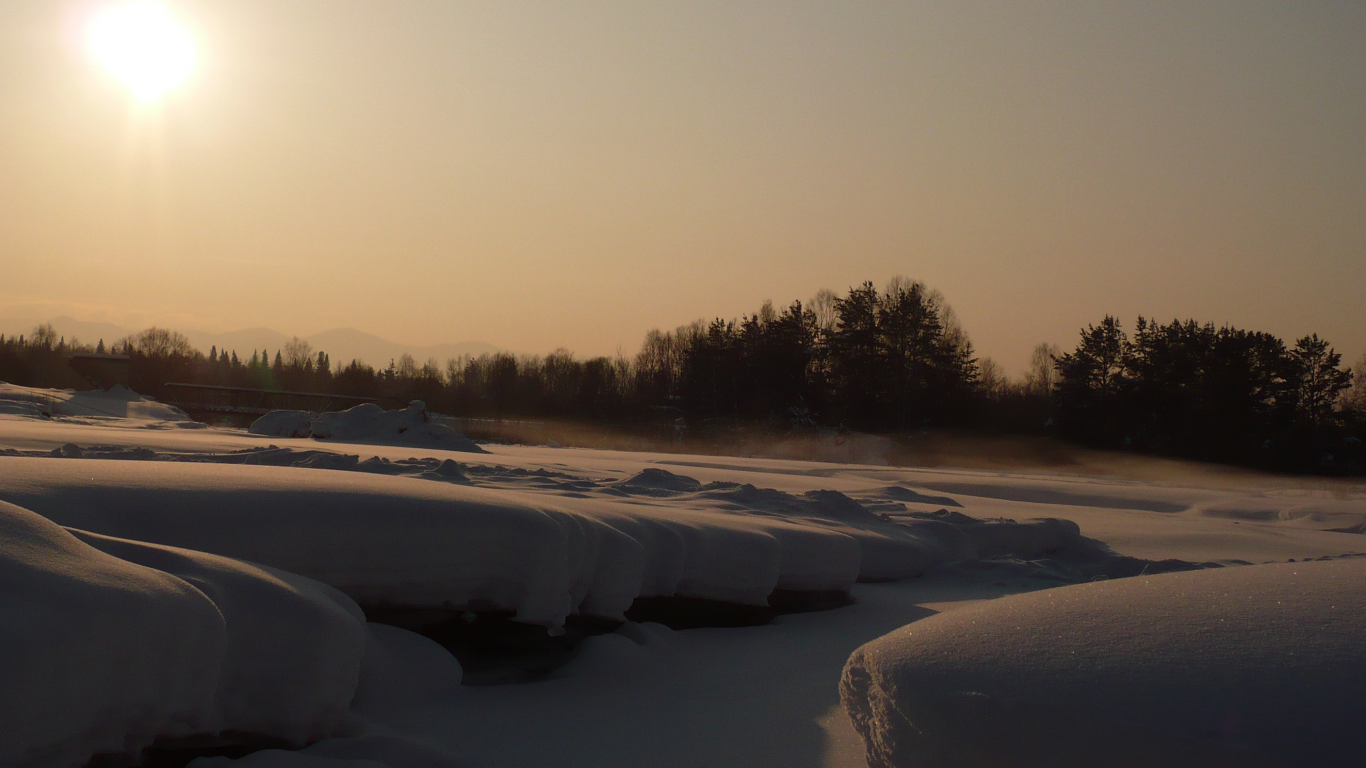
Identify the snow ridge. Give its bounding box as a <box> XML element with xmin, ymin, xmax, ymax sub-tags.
<box><xmin>0</xmin><ymin>501</ymin><xmax>366</xmax><ymax>768</ymax></box>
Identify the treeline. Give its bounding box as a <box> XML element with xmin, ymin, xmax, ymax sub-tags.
<box><xmin>633</xmin><ymin>278</ymin><xmax>978</xmax><ymax>430</ymax></box>
<box><xmin>2</xmin><ymin>278</ymin><xmax>1364</xmax><ymax>474</ymax></box>
<box><xmin>1050</xmin><ymin>317</ymin><xmax>1364</xmax><ymax>473</ymax></box>
<box><xmin>0</xmin><ymin>325</ymin><xmax>642</xmax><ymax>420</ymax></box>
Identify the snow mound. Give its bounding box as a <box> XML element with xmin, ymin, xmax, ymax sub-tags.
<box><xmin>615</xmin><ymin>468</ymin><xmax>703</xmax><ymax>494</ymax></box>
<box><xmin>249</xmin><ymin>402</ymin><xmax>486</xmax><ymax>453</ymax></box>
<box><xmin>250</xmin><ymin>410</ymin><xmax>314</xmax><ymax>439</ymax></box>
<box><xmin>0</xmin><ymin>384</ymin><xmax>197</xmax><ymax>427</ymax></box>
<box><xmin>0</xmin><ymin>500</ymin><xmax>367</xmax><ymax>768</ymax></box>
<box><xmin>952</xmin><ymin>516</ymin><xmax>1105</xmax><ymax>560</ymax></box>
<box><xmin>424</xmin><ymin>459</ymin><xmax>471</xmax><ymax>482</ymax></box>
<box><xmin>841</xmin><ymin>558</ymin><xmax>1366</xmax><ymax>768</ymax></box>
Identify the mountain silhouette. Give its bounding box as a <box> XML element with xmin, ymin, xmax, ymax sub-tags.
<box><xmin>0</xmin><ymin>316</ymin><xmax>499</xmax><ymax>368</ymax></box>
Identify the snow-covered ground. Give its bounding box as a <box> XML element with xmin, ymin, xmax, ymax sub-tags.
<box><xmin>2</xmin><ymin>391</ymin><xmax>1364</xmax><ymax>767</ymax></box>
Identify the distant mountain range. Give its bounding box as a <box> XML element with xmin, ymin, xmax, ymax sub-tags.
<box><xmin>0</xmin><ymin>316</ymin><xmax>501</xmax><ymax>368</ymax></box>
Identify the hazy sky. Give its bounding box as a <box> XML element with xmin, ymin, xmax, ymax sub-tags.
<box><xmin>1</xmin><ymin>1</ymin><xmax>1362</xmax><ymax>374</ymax></box>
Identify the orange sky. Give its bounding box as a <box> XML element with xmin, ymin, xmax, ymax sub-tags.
<box><xmin>1</xmin><ymin>1</ymin><xmax>1362</xmax><ymax>374</ymax></box>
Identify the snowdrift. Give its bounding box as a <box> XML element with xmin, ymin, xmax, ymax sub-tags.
<box><xmin>0</xmin><ymin>454</ymin><xmax>1199</xmax><ymax>631</ymax></box>
<box><xmin>0</xmin><ymin>458</ymin><xmax>979</xmax><ymax>627</ymax></box>
<box><xmin>0</xmin><ymin>500</ymin><xmax>366</xmax><ymax>768</ymax></box>
<box><xmin>841</xmin><ymin>557</ymin><xmax>1366</xmax><ymax>768</ymax></box>
<box><xmin>250</xmin><ymin>402</ymin><xmax>485</xmax><ymax>453</ymax></box>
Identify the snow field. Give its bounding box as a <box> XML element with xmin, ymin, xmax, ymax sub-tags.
<box><xmin>6</xmin><ymin>399</ymin><xmax>1366</xmax><ymax>768</ymax></box>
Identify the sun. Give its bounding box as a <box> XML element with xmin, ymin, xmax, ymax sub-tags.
<box><xmin>86</xmin><ymin>2</ymin><xmax>196</xmax><ymax>102</ymax></box>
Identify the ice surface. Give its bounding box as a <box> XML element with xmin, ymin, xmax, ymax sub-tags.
<box><xmin>251</xmin><ymin>402</ymin><xmax>486</xmax><ymax>453</ymax></box>
<box><xmin>0</xmin><ymin>500</ymin><xmax>366</xmax><ymax>768</ymax></box>
<box><xmin>841</xmin><ymin>558</ymin><xmax>1366</xmax><ymax>767</ymax></box>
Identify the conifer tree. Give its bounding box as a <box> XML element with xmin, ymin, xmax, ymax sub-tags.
<box><xmin>1290</xmin><ymin>334</ymin><xmax>1352</xmax><ymax>426</ymax></box>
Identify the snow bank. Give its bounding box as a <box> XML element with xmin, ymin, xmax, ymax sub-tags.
<box><xmin>0</xmin><ymin>458</ymin><xmax>872</xmax><ymax>626</ymax></box>
<box><xmin>0</xmin><ymin>500</ymin><xmax>367</xmax><ymax>768</ymax></box>
<box><xmin>249</xmin><ymin>402</ymin><xmax>485</xmax><ymax>453</ymax></box>
<box><xmin>0</xmin><ymin>456</ymin><xmax>1178</xmax><ymax>632</ymax></box>
<box><xmin>841</xmin><ymin>558</ymin><xmax>1366</xmax><ymax>767</ymax></box>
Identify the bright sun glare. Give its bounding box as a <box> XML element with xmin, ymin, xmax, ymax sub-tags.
<box><xmin>86</xmin><ymin>1</ymin><xmax>196</xmax><ymax>102</ymax></box>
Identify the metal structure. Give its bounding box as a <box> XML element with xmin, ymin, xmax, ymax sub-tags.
<box><xmin>68</xmin><ymin>353</ymin><xmax>131</xmax><ymax>389</ymax></box>
<box><xmin>160</xmin><ymin>382</ymin><xmax>382</xmax><ymax>421</ymax></box>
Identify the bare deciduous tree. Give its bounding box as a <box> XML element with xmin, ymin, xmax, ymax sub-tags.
<box><xmin>118</xmin><ymin>327</ymin><xmax>194</xmax><ymax>358</ymax></box>
<box><xmin>809</xmin><ymin>288</ymin><xmax>838</xmax><ymax>336</ymax></box>
<box><xmin>283</xmin><ymin>337</ymin><xmax>314</xmax><ymax>369</ymax></box>
<box><xmin>29</xmin><ymin>324</ymin><xmax>58</xmax><ymax>350</ymax></box>
<box><xmin>421</xmin><ymin>357</ymin><xmax>442</xmax><ymax>381</ymax></box>
<box><xmin>978</xmin><ymin>357</ymin><xmax>1010</xmax><ymax>399</ymax></box>
<box><xmin>1025</xmin><ymin>342</ymin><xmax>1061</xmax><ymax>396</ymax></box>
<box><xmin>1341</xmin><ymin>352</ymin><xmax>1366</xmax><ymax>415</ymax></box>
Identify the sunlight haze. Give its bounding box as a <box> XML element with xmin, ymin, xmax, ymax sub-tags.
<box><xmin>1</xmin><ymin>0</ymin><xmax>1362</xmax><ymax>372</ymax></box>
<box><xmin>86</xmin><ymin>1</ymin><xmax>196</xmax><ymax>102</ymax></box>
